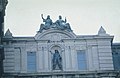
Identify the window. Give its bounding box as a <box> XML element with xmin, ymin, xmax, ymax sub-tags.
<box><xmin>27</xmin><ymin>52</ymin><xmax>36</xmax><ymax>72</ymax></box>
<box><xmin>77</xmin><ymin>50</ymin><xmax>87</xmax><ymax>70</ymax></box>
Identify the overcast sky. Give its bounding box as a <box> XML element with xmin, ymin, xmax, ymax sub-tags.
<box><xmin>5</xmin><ymin>0</ymin><xmax>120</xmax><ymax>42</ymax></box>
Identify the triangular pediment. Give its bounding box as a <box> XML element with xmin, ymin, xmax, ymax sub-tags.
<box><xmin>4</xmin><ymin>29</ymin><xmax>13</xmax><ymax>38</ymax></box>
<box><xmin>98</xmin><ymin>26</ymin><xmax>109</xmax><ymax>36</ymax></box>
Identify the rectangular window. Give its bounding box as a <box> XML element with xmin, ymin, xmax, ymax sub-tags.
<box><xmin>27</xmin><ymin>52</ymin><xmax>36</xmax><ymax>72</ymax></box>
<box><xmin>77</xmin><ymin>50</ymin><xmax>87</xmax><ymax>70</ymax></box>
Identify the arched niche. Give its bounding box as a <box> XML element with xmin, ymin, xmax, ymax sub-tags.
<box><xmin>48</xmin><ymin>44</ymin><xmax>64</xmax><ymax>70</ymax></box>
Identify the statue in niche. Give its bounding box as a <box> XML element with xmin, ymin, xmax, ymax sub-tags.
<box><xmin>55</xmin><ymin>15</ymin><xmax>72</xmax><ymax>32</ymax></box>
<box><xmin>39</xmin><ymin>14</ymin><xmax>53</xmax><ymax>32</ymax></box>
<box><xmin>50</xmin><ymin>50</ymin><xmax>62</xmax><ymax>70</ymax></box>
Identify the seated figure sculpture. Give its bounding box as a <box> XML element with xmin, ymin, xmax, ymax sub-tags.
<box><xmin>55</xmin><ymin>15</ymin><xmax>67</xmax><ymax>30</ymax></box>
<box><xmin>39</xmin><ymin>15</ymin><xmax>72</xmax><ymax>32</ymax></box>
<box><xmin>55</xmin><ymin>15</ymin><xmax>72</xmax><ymax>31</ymax></box>
<box><xmin>39</xmin><ymin>14</ymin><xmax>53</xmax><ymax>32</ymax></box>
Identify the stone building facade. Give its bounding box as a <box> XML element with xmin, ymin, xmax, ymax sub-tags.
<box><xmin>0</xmin><ymin>0</ymin><xmax>8</xmax><ymax>77</ymax></box>
<box><xmin>2</xmin><ymin>15</ymin><xmax>119</xmax><ymax>78</ymax></box>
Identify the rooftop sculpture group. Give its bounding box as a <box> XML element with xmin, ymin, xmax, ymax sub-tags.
<box><xmin>39</xmin><ymin>14</ymin><xmax>72</xmax><ymax>32</ymax></box>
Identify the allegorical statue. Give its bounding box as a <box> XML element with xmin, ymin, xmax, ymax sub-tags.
<box><xmin>55</xmin><ymin>15</ymin><xmax>67</xmax><ymax>30</ymax></box>
<box><xmin>55</xmin><ymin>15</ymin><xmax>72</xmax><ymax>31</ymax></box>
<box><xmin>50</xmin><ymin>50</ymin><xmax>62</xmax><ymax>70</ymax></box>
<box><xmin>39</xmin><ymin>14</ymin><xmax>53</xmax><ymax>32</ymax></box>
<box><xmin>39</xmin><ymin>15</ymin><xmax>72</xmax><ymax>32</ymax></box>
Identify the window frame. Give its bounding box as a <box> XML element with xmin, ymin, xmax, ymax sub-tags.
<box><xmin>77</xmin><ymin>50</ymin><xmax>87</xmax><ymax>70</ymax></box>
<box><xmin>27</xmin><ymin>51</ymin><xmax>37</xmax><ymax>72</ymax></box>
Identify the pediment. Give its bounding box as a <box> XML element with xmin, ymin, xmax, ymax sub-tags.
<box><xmin>35</xmin><ymin>29</ymin><xmax>76</xmax><ymax>41</ymax></box>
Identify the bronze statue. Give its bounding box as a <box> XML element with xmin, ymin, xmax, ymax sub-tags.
<box><xmin>39</xmin><ymin>15</ymin><xmax>72</xmax><ymax>32</ymax></box>
<box><xmin>55</xmin><ymin>15</ymin><xmax>66</xmax><ymax>30</ymax></box>
<box><xmin>55</xmin><ymin>15</ymin><xmax>72</xmax><ymax>31</ymax></box>
<box><xmin>41</xmin><ymin>14</ymin><xmax>53</xmax><ymax>27</ymax></box>
<box><xmin>39</xmin><ymin>14</ymin><xmax>53</xmax><ymax>32</ymax></box>
<box><xmin>50</xmin><ymin>50</ymin><xmax>62</xmax><ymax>70</ymax></box>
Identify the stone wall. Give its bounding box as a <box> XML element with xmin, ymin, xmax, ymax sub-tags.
<box><xmin>3</xmin><ymin>29</ymin><xmax>114</xmax><ymax>73</ymax></box>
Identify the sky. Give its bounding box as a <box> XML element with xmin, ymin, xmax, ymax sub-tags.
<box><xmin>5</xmin><ymin>0</ymin><xmax>120</xmax><ymax>42</ymax></box>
